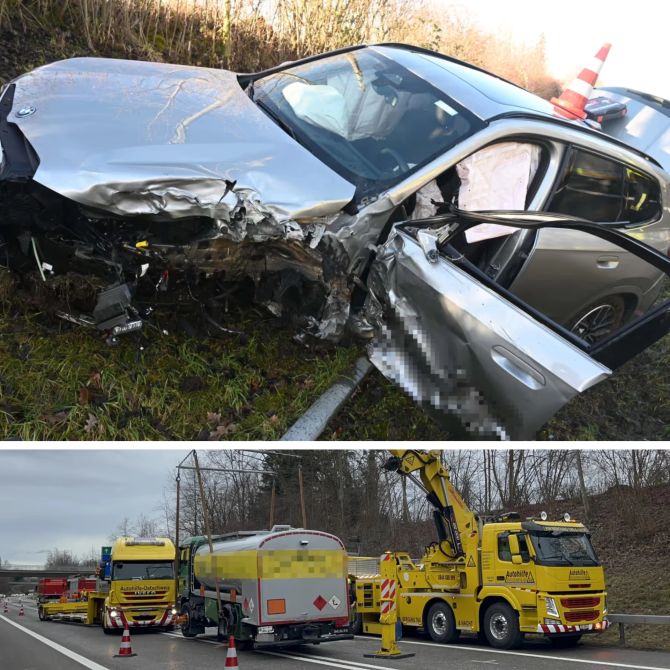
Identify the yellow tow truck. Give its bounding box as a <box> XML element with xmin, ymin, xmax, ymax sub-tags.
<box><xmin>352</xmin><ymin>450</ymin><xmax>610</xmax><ymax>649</ymax></box>
<box><xmin>38</xmin><ymin>537</ymin><xmax>178</xmax><ymax>633</ymax></box>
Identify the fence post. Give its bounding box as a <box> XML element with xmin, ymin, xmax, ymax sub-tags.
<box><xmin>619</xmin><ymin>622</ymin><xmax>625</xmax><ymax>646</ymax></box>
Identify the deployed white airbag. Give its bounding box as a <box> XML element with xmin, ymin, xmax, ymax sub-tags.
<box><xmin>458</xmin><ymin>142</ymin><xmax>541</xmax><ymax>242</ymax></box>
<box><xmin>282</xmin><ymin>81</ymin><xmax>349</xmax><ymax>138</ymax></box>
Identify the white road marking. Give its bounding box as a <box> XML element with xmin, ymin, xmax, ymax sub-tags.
<box><xmin>0</xmin><ymin>614</ymin><xmax>110</xmax><ymax>670</ymax></box>
<box><xmin>354</xmin><ymin>637</ymin><xmax>670</xmax><ymax>670</ymax></box>
<box><xmin>259</xmin><ymin>650</ymin><xmax>399</xmax><ymax>670</ymax></box>
<box><xmin>271</xmin><ymin>650</ymin><xmax>406</xmax><ymax>669</ymax></box>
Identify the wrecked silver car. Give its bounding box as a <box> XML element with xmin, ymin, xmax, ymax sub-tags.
<box><xmin>1</xmin><ymin>44</ymin><xmax>670</xmax><ymax>438</ymax></box>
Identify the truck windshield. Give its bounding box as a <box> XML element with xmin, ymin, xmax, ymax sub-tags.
<box><xmin>251</xmin><ymin>48</ymin><xmax>483</xmax><ymax>193</ymax></box>
<box><xmin>529</xmin><ymin>531</ymin><xmax>599</xmax><ymax>566</ymax></box>
<box><xmin>112</xmin><ymin>561</ymin><xmax>174</xmax><ymax>580</ymax></box>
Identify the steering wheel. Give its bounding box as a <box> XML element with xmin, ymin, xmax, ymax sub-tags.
<box><xmin>379</xmin><ymin>147</ymin><xmax>410</xmax><ymax>175</ymax></box>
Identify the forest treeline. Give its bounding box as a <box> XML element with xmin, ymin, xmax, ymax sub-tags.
<box><xmin>0</xmin><ymin>0</ymin><xmax>560</xmax><ymax>98</ymax></box>
<box><xmin>39</xmin><ymin>449</ymin><xmax>670</xmax><ymax>565</ymax></box>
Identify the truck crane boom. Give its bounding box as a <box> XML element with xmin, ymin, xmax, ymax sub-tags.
<box><xmin>385</xmin><ymin>449</ymin><xmax>478</xmax><ymax>560</ymax></box>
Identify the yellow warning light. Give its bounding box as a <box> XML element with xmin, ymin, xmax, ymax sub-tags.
<box><xmin>135</xmin><ymin>240</ymin><xmax>149</xmax><ymax>249</ymax></box>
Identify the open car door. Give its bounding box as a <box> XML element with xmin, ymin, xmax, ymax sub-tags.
<box><xmin>365</xmin><ymin>209</ymin><xmax>670</xmax><ymax>439</ymax></box>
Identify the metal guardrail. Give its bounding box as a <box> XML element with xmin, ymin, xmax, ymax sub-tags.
<box><xmin>281</xmin><ymin>357</ymin><xmax>373</xmax><ymax>441</ymax></box>
<box><xmin>608</xmin><ymin>613</ymin><xmax>670</xmax><ymax>646</ymax></box>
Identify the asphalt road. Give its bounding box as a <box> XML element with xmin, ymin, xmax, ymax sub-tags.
<box><xmin>2</xmin><ymin>595</ymin><xmax>670</xmax><ymax>670</ymax></box>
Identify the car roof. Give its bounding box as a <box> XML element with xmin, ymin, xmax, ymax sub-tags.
<box><xmin>242</xmin><ymin>43</ymin><xmax>661</xmax><ymax>169</ymax></box>
<box><xmin>373</xmin><ymin>44</ymin><xmax>663</xmax><ymax>168</ymax></box>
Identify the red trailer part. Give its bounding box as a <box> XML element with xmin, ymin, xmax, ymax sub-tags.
<box><xmin>37</xmin><ymin>579</ymin><xmax>67</xmax><ymax>603</ymax></box>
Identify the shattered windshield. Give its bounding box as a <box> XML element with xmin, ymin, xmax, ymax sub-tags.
<box><xmin>529</xmin><ymin>531</ymin><xmax>599</xmax><ymax>566</ymax></box>
<box><xmin>251</xmin><ymin>48</ymin><xmax>483</xmax><ymax>192</ymax></box>
<box><xmin>112</xmin><ymin>561</ymin><xmax>174</xmax><ymax>580</ymax></box>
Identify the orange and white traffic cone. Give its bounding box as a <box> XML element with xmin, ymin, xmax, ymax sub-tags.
<box><xmin>225</xmin><ymin>635</ymin><xmax>239</xmax><ymax>668</ymax></box>
<box><xmin>2</xmin><ymin>601</ymin><xmax>8</xmax><ymax>614</ymax></box>
<box><xmin>551</xmin><ymin>43</ymin><xmax>612</xmax><ymax>119</ymax></box>
<box><xmin>114</xmin><ymin>623</ymin><xmax>137</xmax><ymax>658</ymax></box>
<box><xmin>18</xmin><ymin>604</ymin><xmax>24</xmax><ymax>617</ymax></box>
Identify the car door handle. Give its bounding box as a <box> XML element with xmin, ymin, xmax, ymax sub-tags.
<box><xmin>491</xmin><ymin>346</ymin><xmax>546</xmax><ymax>390</ymax></box>
<box><xmin>597</xmin><ymin>255</ymin><xmax>619</xmax><ymax>269</ymax></box>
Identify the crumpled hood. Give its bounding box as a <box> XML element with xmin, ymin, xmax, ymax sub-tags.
<box><xmin>9</xmin><ymin>57</ymin><xmax>355</xmax><ymax>220</ymax></box>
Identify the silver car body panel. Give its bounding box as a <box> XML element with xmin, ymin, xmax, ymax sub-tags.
<box><xmin>366</xmin><ymin>228</ymin><xmax>611</xmax><ymax>439</ymax></box>
<box><xmin>9</xmin><ymin>57</ymin><xmax>355</xmax><ymax>228</ymax></box>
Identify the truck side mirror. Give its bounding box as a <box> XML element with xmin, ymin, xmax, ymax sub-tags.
<box><xmin>508</xmin><ymin>534</ymin><xmax>521</xmax><ymax>557</ymax></box>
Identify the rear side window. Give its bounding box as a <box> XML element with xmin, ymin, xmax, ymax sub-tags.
<box><xmin>547</xmin><ymin>148</ymin><xmax>661</xmax><ymax>225</ymax></box>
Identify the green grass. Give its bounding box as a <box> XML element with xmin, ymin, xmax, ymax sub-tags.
<box><xmin>0</xmin><ymin>286</ymin><xmax>362</xmax><ymax>440</ymax></box>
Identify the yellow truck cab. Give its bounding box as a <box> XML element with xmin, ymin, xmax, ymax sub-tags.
<box><xmin>102</xmin><ymin>537</ymin><xmax>177</xmax><ymax>633</ymax></box>
<box><xmin>353</xmin><ymin>451</ymin><xmax>609</xmax><ymax>650</ymax></box>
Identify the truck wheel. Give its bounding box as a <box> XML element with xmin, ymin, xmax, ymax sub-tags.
<box><xmin>38</xmin><ymin>606</ymin><xmax>46</xmax><ymax>621</ymax></box>
<box><xmin>102</xmin><ymin>621</ymin><xmax>115</xmax><ymax>635</ymax></box>
<box><xmin>548</xmin><ymin>634</ymin><xmax>582</xmax><ymax>648</ymax></box>
<box><xmin>351</xmin><ymin>612</ymin><xmax>363</xmax><ymax>635</ymax></box>
<box><xmin>180</xmin><ymin>605</ymin><xmax>197</xmax><ymax>638</ymax></box>
<box><xmin>425</xmin><ymin>602</ymin><xmax>459</xmax><ymax>643</ymax></box>
<box><xmin>483</xmin><ymin>602</ymin><xmax>523</xmax><ymax>649</ymax></box>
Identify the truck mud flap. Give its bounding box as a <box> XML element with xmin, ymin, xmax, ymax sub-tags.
<box><xmin>254</xmin><ymin>633</ymin><xmax>354</xmax><ymax>649</ymax></box>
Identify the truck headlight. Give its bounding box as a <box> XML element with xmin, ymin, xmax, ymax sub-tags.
<box><xmin>171</xmin><ymin>608</ymin><xmax>177</xmax><ymax>615</ymax></box>
<box><xmin>545</xmin><ymin>597</ymin><xmax>559</xmax><ymax>618</ymax></box>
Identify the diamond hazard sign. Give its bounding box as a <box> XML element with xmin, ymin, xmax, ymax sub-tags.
<box><xmin>313</xmin><ymin>595</ymin><xmax>327</xmax><ymax>611</ymax></box>
<box><xmin>329</xmin><ymin>595</ymin><xmax>341</xmax><ymax>609</ymax></box>
<box><xmin>248</xmin><ymin>598</ymin><xmax>255</xmax><ymax>613</ymax></box>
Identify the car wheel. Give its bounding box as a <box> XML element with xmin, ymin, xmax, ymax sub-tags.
<box><xmin>483</xmin><ymin>602</ymin><xmax>523</xmax><ymax>649</ymax></box>
<box><xmin>180</xmin><ymin>604</ymin><xmax>197</xmax><ymax>638</ymax></box>
<box><xmin>569</xmin><ymin>295</ymin><xmax>626</xmax><ymax>344</ymax></box>
<box><xmin>548</xmin><ymin>634</ymin><xmax>582</xmax><ymax>648</ymax></box>
<box><xmin>425</xmin><ymin>601</ymin><xmax>459</xmax><ymax>643</ymax></box>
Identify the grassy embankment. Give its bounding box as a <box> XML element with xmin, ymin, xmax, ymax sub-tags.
<box><xmin>0</xmin><ymin>1</ymin><xmax>668</xmax><ymax>439</ymax></box>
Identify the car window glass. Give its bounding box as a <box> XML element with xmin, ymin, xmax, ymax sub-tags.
<box><xmin>548</xmin><ymin>149</ymin><xmax>624</xmax><ymax>222</ymax></box>
<box><xmin>253</xmin><ymin>49</ymin><xmax>484</xmax><ymax>190</ymax></box>
<box><xmin>547</xmin><ymin>148</ymin><xmax>661</xmax><ymax>225</ymax></box>
<box><xmin>623</xmin><ymin>166</ymin><xmax>662</xmax><ymax>223</ymax></box>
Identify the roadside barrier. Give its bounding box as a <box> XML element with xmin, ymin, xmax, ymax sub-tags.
<box><xmin>551</xmin><ymin>43</ymin><xmax>611</xmax><ymax>119</ymax></box>
<box><xmin>608</xmin><ymin>613</ymin><xmax>670</xmax><ymax>646</ymax></box>
<box><xmin>225</xmin><ymin>635</ymin><xmax>239</xmax><ymax>668</ymax></box>
<box><xmin>114</xmin><ymin>611</ymin><xmax>137</xmax><ymax>658</ymax></box>
<box><xmin>363</xmin><ymin>552</ymin><xmax>414</xmax><ymax>660</ymax></box>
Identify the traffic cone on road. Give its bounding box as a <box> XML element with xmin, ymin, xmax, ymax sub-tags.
<box><xmin>2</xmin><ymin>601</ymin><xmax>8</xmax><ymax>614</ymax></box>
<box><xmin>114</xmin><ymin>624</ymin><xmax>137</xmax><ymax>658</ymax></box>
<box><xmin>551</xmin><ymin>43</ymin><xmax>612</xmax><ymax>119</ymax></box>
<box><xmin>225</xmin><ymin>635</ymin><xmax>239</xmax><ymax>668</ymax></box>
<box><xmin>18</xmin><ymin>604</ymin><xmax>24</xmax><ymax>617</ymax></box>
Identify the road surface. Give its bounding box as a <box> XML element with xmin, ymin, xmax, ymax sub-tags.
<box><xmin>2</xmin><ymin>595</ymin><xmax>669</xmax><ymax>670</ymax></box>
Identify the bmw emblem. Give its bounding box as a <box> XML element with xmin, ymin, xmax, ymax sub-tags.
<box><xmin>16</xmin><ymin>106</ymin><xmax>36</xmax><ymax>117</ymax></box>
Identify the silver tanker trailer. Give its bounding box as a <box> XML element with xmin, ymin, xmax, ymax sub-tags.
<box><xmin>177</xmin><ymin>525</ymin><xmax>353</xmax><ymax>647</ymax></box>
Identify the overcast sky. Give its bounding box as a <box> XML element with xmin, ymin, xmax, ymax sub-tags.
<box><xmin>438</xmin><ymin>0</ymin><xmax>669</xmax><ymax>100</ymax></box>
<box><xmin>0</xmin><ymin>450</ymin><xmax>190</xmax><ymax>564</ymax></box>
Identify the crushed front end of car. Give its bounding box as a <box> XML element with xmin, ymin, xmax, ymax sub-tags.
<box><xmin>0</xmin><ymin>58</ymin><xmax>360</xmax><ymax>342</ymax></box>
